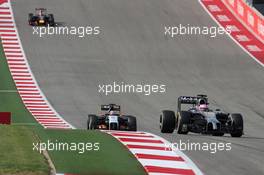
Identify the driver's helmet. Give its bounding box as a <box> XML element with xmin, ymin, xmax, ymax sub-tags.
<box><xmin>197</xmin><ymin>99</ymin><xmax>209</xmax><ymax>111</ymax></box>
<box><xmin>109</xmin><ymin>110</ymin><xmax>119</xmax><ymax>115</ymax></box>
<box><xmin>38</xmin><ymin>10</ymin><xmax>42</xmax><ymax>16</ymax></box>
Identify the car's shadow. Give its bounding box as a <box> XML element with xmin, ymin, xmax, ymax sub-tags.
<box><xmin>175</xmin><ymin>132</ymin><xmax>264</xmax><ymax>140</ymax></box>
<box><xmin>54</xmin><ymin>21</ymin><xmax>66</xmax><ymax>27</ymax></box>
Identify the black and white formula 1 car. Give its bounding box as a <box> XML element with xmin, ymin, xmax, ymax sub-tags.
<box><xmin>87</xmin><ymin>104</ymin><xmax>137</xmax><ymax>131</ymax></box>
<box><xmin>160</xmin><ymin>95</ymin><xmax>244</xmax><ymax>137</ymax></box>
<box><xmin>28</xmin><ymin>8</ymin><xmax>55</xmax><ymax>26</ymax></box>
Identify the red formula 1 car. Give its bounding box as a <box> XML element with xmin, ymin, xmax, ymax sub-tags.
<box><xmin>28</xmin><ymin>8</ymin><xmax>55</xmax><ymax>26</ymax></box>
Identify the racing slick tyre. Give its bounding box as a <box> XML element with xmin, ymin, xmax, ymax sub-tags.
<box><xmin>109</xmin><ymin>123</ymin><xmax>118</xmax><ymax>130</ymax></box>
<box><xmin>87</xmin><ymin>115</ymin><xmax>98</xmax><ymax>130</ymax></box>
<box><xmin>124</xmin><ymin>116</ymin><xmax>137</xmax><ymax>131</ymax></box>
<box><xmin>28</xmin><ymin>13</ymin><xmax>33</xmax><ymax>25</ymax></box>
<box><xmin>48</xmin><ymin>14</ymin><xmax>55</xmax><ymax>26</ymax></box>
<box><xmin>160</xmin><ymin>110</ymin><xmax>176</xmax><ymax>133</ymax></box>
<box><xmin>230</xmin><ymin>113</ymin><xmax>243</xmax><ymax>137</ymax></box>
<box><xmin>177</xmin><ymin>111</ymin><xmax>191</xmax><ymax>134</ymax></box>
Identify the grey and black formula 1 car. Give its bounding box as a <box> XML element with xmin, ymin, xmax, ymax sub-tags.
<box><xmin>28</xmin><ymin>8</ymin><xmax>55</xmax><ymax>26</ymax></box>
<box><xmin>160</xmin><ymin>95</ymin><xmax>244</xmax><ymax>137</ymax></box>
<box><xmin>87</xmin><ymin>104</ymin><xmax>137</xmax><ymax>131</ymax></box>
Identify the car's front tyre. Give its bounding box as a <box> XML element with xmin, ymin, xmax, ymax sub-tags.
<box><xmin>160</xmin><ymin>110</ymin><xmax>176</xmax><ymax>133</ymax></box>
<box><xmin>124</xmin><ymin>116</ymin><xmax>137</xmax><ymax>131</ymax></box>
<box><xmin>230</xmin><ymin>113</ymin><xmax>243</xmax><ymax>137</ymax></box>
<box><xmin>87</xmin><ymin>115</ymin><xmax>98</xmax><ymax>130</ymax></box>
<box><xmin>177</xmin><ymin>111</ymin><xmax>191</xmax><ymax>134</ymax></box>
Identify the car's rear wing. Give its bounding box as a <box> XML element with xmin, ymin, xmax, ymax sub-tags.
<box><xmin>177</xmin><ymin>95</ymin><xmax>208</xmax><ymax>111</ymax></box>
<box><xmin>35</xmin><ymin>8</ymin><xmax>47</xmax><ymax>11</ymax></box>
<box><xmin>35</xmin><ymin>8</ymin><xmax>47</xmax><ymax>14</ymax></box>
<box><xmin>101</xmin><ymin>104</ymin><xmax>120</xmax><ymax>111</ymax></box>
<box><xmin>178</xmin><ymin>96</ymin><xmax>198</xmax><ymax>104</ymax></box>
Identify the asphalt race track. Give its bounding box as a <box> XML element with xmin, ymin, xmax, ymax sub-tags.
<box><xmin>11</xmin><ymin>0</ymin><xmax>264</xmax><ymax>174</ymax></box>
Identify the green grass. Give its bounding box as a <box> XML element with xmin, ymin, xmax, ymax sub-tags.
<box><xmin>35</xmin><ymin>128</ymin><xmax>146</xmax><ymax>175</ymax></box>
<box><xmin>0</xmin><ymin>41</ymin><xmax>146</xmax><ymax>174</ymax></box>
<box><xmin>0</xmin><ymin>125</ymin><xmax>49</xmax><ymax>175</ymax></box>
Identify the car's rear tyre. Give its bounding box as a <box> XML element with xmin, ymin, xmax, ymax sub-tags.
<box><xmin>48</xmin><ymin>14</ymin><xmax>55</xmax><ymax>26</ymax></box>
<box><xmin>124</xmin><ymin>116</ymin><xmax>137</xmax><ymax>131</ymax></box>
<box><xmin>28</xmin><ymin>13</ymin><xmax>33</xmax><ymax>25</ymax></box>
<box><xmin>177</xmin><ymin>111</ymin><xmax>191</xmax><ymax>134</ymax></box>
<box><xmin>87</xmin><ymin>115</ymin><xmax>98</xmax><ymax>130</ymax></box>
<box><xmin>160</xmin><ymin>110</ymin><xmax>175</xmax><ymax>133</ymax></box>
<box><xmin>230</xmin><ymin>113</ymin><xmax>243</xmax><ymax>137</ymax></box>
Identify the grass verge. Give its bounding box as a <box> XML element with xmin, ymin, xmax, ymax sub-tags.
<box><xmin>0</xmin><ymin>125</ymin><xmax>49</xmax><ymax>175</ymax></box>
<box><xmin>35</xmin><ymin>128</ymin><xmax>146</xmax><ymax>175</ymax></box>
